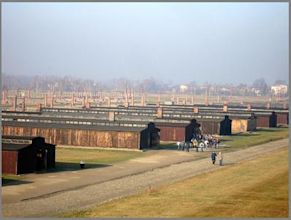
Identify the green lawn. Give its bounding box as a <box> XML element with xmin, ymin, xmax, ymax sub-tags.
<box><xmin>63</xmin><ymin>146</ymin><xmax>288</xmax><ymax>218</ymax></box>
<box><xmin>2</xmin><ymin>174</ymin><xmax>23</xmax><ymax>186</ymax></box>
<box><xmin>220</xmin><ymin>127</ymin><xmax>289</xmax><ymax>152</ymax></box>
<box><xmin>56</xmin><ymin>147</ymin><xmax>147</xmax><ymax>165</ymax></box>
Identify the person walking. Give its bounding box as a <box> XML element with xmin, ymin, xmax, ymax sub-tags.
<box><xmin>211</xmin><ymin>152</ymin><xmax>217</xmax><ymax>164</ymax></box>
<box><xmin>217</xmin><ymin>152</ymin><xmax>223</xmax><ymax>166</ymax></box>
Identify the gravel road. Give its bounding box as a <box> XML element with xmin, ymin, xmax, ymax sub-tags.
<box><xmin>2</xmin><ymin>138</ymin><xmax>288</xmax><ymax>217</ymax></box>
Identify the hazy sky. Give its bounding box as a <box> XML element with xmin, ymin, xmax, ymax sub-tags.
<box><xmin>2</xmin><ymin>2</ymin><xmax>289</xmax><ymax>85</ymax></box>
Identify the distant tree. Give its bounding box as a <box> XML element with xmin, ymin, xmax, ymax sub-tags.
<box><xmin>252</xmin><ymin>78</ymin><xmax>269</xmax><ymax>95</ymax></box>
<box><xmin>274</xmin><ymin>79</ymin><xmax>287</xmax><ymax>85</ymax></box>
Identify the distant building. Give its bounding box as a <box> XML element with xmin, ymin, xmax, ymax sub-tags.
<box><xmin>271</xmin><ymin>84</ymin><xmax>288</xmax><ymax>95</ymax></box>
<box><xmin>179</xmin><ymin>85</ymin><xmax>188</xmax><ymax>93</ymax></box>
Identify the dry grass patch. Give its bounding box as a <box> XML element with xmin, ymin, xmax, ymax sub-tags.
<box><xmin>64</xmin><ymin>147</ymin><xmax>288</xmax><ymax>218</ymax></box>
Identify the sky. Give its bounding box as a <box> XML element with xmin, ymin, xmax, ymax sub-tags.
<box><xmin>2</xmin><ymin>2</ymin><xmax>289</xmax><ymax>85</ymax></box>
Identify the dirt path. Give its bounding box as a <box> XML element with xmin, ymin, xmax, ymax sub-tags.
<box><xmin>2</xmin><ymin>138</ymin><xmax>288</xmax><ymax>217</ymax></box>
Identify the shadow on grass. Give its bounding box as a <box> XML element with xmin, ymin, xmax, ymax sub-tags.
<box><xmin>219</xmin><ymin>139</ymin><xmax>233</xmax><ymax>142</ymax></box>
<box><xmin>2</xmin><ymin>178</ymin><xmax>33</xmax><ymax>187</ymax></box>
<box><xmin>231</xmin><ymin>132</ymin><xmax>260</xmax><ymax>137</ymax></box>
<box><xmin>256</xmin><ymin>128</ymin><xmax>285</xmax><ymax>132</ymax></box>
<box><xmin>38</xmin><ymin>162</ymin><xmax>112</xmax><ymax>173</ymax></box>
<box><xmin>149</xmin><ymin>143</ymin><xmax>178</xmax><ymax>151</ymax></box>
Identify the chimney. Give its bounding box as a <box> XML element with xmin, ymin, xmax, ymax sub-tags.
<box><xmin>71</xmin><ymin>94</ymin><xmax>75</xmax><ymax>107</ymax></box>
<box><xmin>85</xmin><ymin>94</ymin><xmax>88</xmax><ymax>104</ymax></box>
<box><xmin>193</xmin><ymin>107</ymin><xmax>199</xmax><ymax>114</ymax></box>
<box><xmin>125</xmin><ymin>90</ymin><xmax>128</xmax><ymax>107</ymax></box>
<box><xmin>12</xmin><ymin>95</ymin><xmax>17</xmax><ymax>111</ymax></box>
<box><xmin>141</xmin><ymin>94</ymin><xmax>145</xmax><ymax>106</ymax></box>
<box><xmin>44</xmin><ymin>94</ymin><xmax>48</xmax><ymax>107</ymax></box>
<box><xmin>108</xmin><ymin>111</ymin><xmax>115</xmax><ymax>121</ymax></box>
<box><xmin>266</xmin><ymin>102</ymin><xmax>271</xmax><ymax>109</ymax></box>
<box><xmin>217</xmin><ymin>96</ymin><xmax>220</xmax><ymax>104</ymax></box>
<box><xmin>22</xmin><ymin>97</ymin><xmax>26</xmax><ymax>112</ymax></box>
<box><xmin>223</xmin><ymin>104</ymin><xmax>228</xmax><ymax>112</ymax></box>
<box><xmin>2</xmin><ymin>90</ymin><xmax>7</xmax><ymax>105</ymax></box>
<box><xmin>205</xmin><ymin>88</ymin><xmax>209</xmax><ymax>106</ymax></box>
<box><xmin>131</xmin><ymin>90</ymin><xmax>134</xmax><ymax>106</ymax></box>
<box><xmin>82</xmin><ymin>96</ymin><xmax>86</xmax><ymax>108</ymax></box>
<box><xmin>157</xmin><ymin>94</ymin><xmax>161</xmax><ymax>106</ymax></box>
<box><xmin>38</xmin><ymin>103</ymin><xmax>42</xmax><ymax>112</ymax></box>
<box><xmin>157</xmin><ymin>107</ymin><xmax>163</xmax><ymax>118</ymax></box>
<box><xmin>85</xmin><ymin>101</ymin><xmax>91</xmax><ymax>109</ymax></box>
<box><xmin>50</xmin><ymin>95</ymin><xmax>54</xmax><ymax>108</ymax></box>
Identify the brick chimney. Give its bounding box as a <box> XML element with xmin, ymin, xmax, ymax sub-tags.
<box><xmin>157</xmin><ymin>107</ymin><xmax>163</xmax><ymax>118</ymax></box>
<box><xmin>141</xmin><ymin>95</ymin><xmax>145</xmax><ymax>106</ymax></box>
<box><xmin>157</xmin><ymin>94</ymin><xmax>161</xmax><ymax>106</ymax></box>
<box><xmin>71</xmin><ymin>94</ymin><xmax>75</xmax><ymax>107</ymax></box>
<box><xmin>22</xmin><ymin>97</ymin><xmax>26</xmax><ymax>112</ymax></box>
<box><xmin>38</xmin><ymin>103</ymin><xmax>42</xmax><ymax>112</ymax></box>
<box><xmin>193</xmin><ymin>107</ymin><xmax>199</xmax><ymax>114</ymax></box>
<box><xmin>50</xmin><ymin>95</ymin><xmax>54</xmax><ymax>108</ymax></box>
<box><xmin>44</xmin><ymin>94</ymin><xmax>48</xmax><ymax>107</ymax></box>
<box><xmin>125</xmin><ymin>90</ymin><xmax>129</xmax><ymax>107</ymax></box>
<box><xmin>131</xmin><ymin>90</ymin><xmax>134</xmax><ymax>106</ymax></box>
<box><xmin>266</xmin><ymin>102</ymin><xmax>271</xmax><ymax>109</ymax></box>
<box><xmin>12</xmin><ymin>95</ymin><xmax>17</xmax><ymax>111</ymax></box>
<box><xmin>108</xmin><ymin>111</ymin><xmax>115</xmax><ymax>121</ymax></box>
<box><xmin>2</xmin><ymin>90</ymin><xmax>7</xmax><ymax>105</ymax></box>
<box><xmin>85</xmin><ymin>101</ymin><xmax>91</xmax><ymax>109</ymax></box>
<box><xmin>183</xmin><ymin>96</ymin><xmax>187</xmax><ymax>105</ymax></box>
<box><xmin>82</xmin><ymin>96</ymin><xmax>86</xmax><ymax>108</ymax></box>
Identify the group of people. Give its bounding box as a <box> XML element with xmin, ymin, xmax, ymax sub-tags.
<box><xmin>211</xmin><ymin>151</ymin><xmax>223</xmax><ymax>166</ymax></box>
<box><xmin>194</xmin><ymin>133</ymin><xmax>220</xmax><ymax>148</ymax></box>
<box><xmin>176</xmin><ymin>132</ymin><xmax>221</xmax><ymax>152</ymax></box>
<box><xmin>191</xmin><ymin>133</ymin><xmax>220</xmax><ymax>150</ymax></box>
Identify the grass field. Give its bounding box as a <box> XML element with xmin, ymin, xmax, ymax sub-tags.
<box><xmin>1</xmin><ymin>174</ymin><xmax>23</xmax><ymax>185</ymax></box>
<box><xmin>56</xmin><ymin>147</ymin><xmax>147</xmax><ymax>165</ymax></box>
<box><xmin>220</xmin><ymin>127</ymin><xmax>289</xmax><ymax>152</ymax></box>
<box><xmin>64</xmin><ymin>146</ymin><xmax>288</xmax><ymax>218</ymax></box>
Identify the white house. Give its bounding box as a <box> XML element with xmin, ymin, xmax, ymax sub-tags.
<box><xmin>271</xmin><ymin>84</ymin><xmax>288</xmax><ymax>95</ymax></box>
